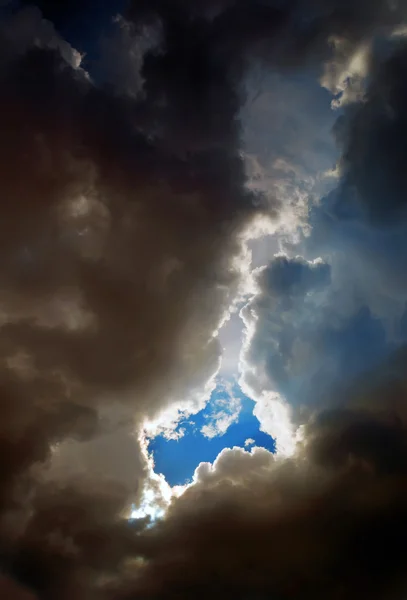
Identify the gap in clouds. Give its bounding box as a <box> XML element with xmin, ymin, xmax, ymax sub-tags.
<box><xmin>147</xmin><ymin>381</ymin><xmax>276</xmax><ymax>487</ymax></box>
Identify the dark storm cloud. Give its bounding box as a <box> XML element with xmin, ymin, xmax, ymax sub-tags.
<box><xmin>292</xmin><ymin>35</ymin><xmax>407</xmax><ymax>407</ymax></box>
<box><xmin>124</xmin><ymin>9</ymin><xmax>407</xmax><ymax>600</ymax></box>
<box><xmin>0</xmin><ymin>3</ymin><xmax>263</xmax><ymax>592</ymax></box>
<box><xmin>0</xmin><ymin>0</ymin><xmax>258</xmax><ymax>474</ymax></box>
<box><xmin>9</xmin><ymin>361</ymin><xmax>407</xmax><ymax>600</ymax></box>
<box><xmin>112</xmin><ymin>374</ymin><xmax>407</xmax><ymax>600</ymax></box>
<box><xmin>331</xmin><ymin>38</ymin><xmax>407</xmax><ymax>224</ymax></box>
<box><xmin>241</xmin><ymin>254</ymin><xmax>393</xmax><ymax>420</ymax></box>
<box><xmin>111</xmin><ymin>350</ymin><xmax>407</xmax><ymax>600</ymax></box>
<box><xmin>0</xmin><ymin>576</ymin><xmax>36</xmax><ymax>600</ymax></box>
<box><xmin>258</xmin><ymin>254</ymin><xmax>330</xmax><ymax>298</ymax></box>
<box><xmin>1</xmin><ymin>481</ymin><xmax>151</xmax><ymax>598</ymax></box>
<box><xmin>19</xmin><ymin>0</ymin><xmax>95</xmax><ymax>22</ymax></box>
<box><xmin>0</xmin><ymin>0</ymin><xmax>407</xmax><ymax>599</ymax></box>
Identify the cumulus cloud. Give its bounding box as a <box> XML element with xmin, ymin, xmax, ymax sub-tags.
<box><xmin>239</xmin><ymin>246</ymin><xmax>406</xmax><ymax>447</ymax></box>
<box><xmin>321</xmin><ymin>38</ymin><xmax>371</xmax><ymax>107</ymax></box>
<box><xmin>112</xmin><ymin>384</ymin><xmax>407</xmax><ymax>598</ymax></box>
<box><xmin>0</xmin><ymin>0</ymin><xmax>407</xmax><ymax>598</ymax></box>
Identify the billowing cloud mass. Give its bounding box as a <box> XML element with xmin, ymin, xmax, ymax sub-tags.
<box><xmin>1</xmin><ymin>0</ymin><xmax>407</xmax><ymax>598</ymax></box>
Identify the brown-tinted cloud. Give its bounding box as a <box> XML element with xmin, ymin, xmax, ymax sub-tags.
<box><xmin>0</xmin><ymin>0</ymin><xmax>259</xmax><ymax>500</ymax></box>
<box><xmin>0</xmin><ymin>4</ymin><xmax>261</xmax><ymax>591</ymax></box>
<box><xmin>112</xmin><ymin>357</ymin><xmax>407</xmax><ymax>600</ymax></box>
<box><xmin>5</xmin><ymin>358</ymin><xmax>407</xmax><ymax>599</ymax></box>
<box><xmin>0</xmin><ymin>576</ymin><xmax>37</xmax><ymax>600</ymax></box>
<box><xmin>0</xmin><ymin>1</ymin><xmax>407</xmax><ymax>598</ymax></box>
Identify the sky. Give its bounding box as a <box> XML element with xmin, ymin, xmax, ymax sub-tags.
<box><xmin>148</xmin><ymin>380</ymin><xmax>275</xmax><ymax>486</ymax></box>
<box><xmin>2</xmin><ymin>1</ymin><xmax>407</xmax><ymax>599</ymax></box>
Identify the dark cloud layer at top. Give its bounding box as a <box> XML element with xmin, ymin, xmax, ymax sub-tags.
<box><xmin>0</xmin><ymin>0</ymin><xmax>407</xmax><ymax>599</ymax></box>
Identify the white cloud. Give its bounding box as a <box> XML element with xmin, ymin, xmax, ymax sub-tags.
<box><xmin>129</xmin><ymin>429</ymin><xmax>185</xmax><ymax>522</ymax></box>
<box><xmin>192</xmin><ymin>444</ymin><xmax>276</xmax><ymax>488</ymax></box>
<box><xmin>200</xmin><ymin>387</ymin><xmax>241</xmax><ymax>438</ymax></box>
<box><xmin>321</xmin><ymin>38</ymin><xmax>371</xmax><ymax>108</ymax></box>
<box><xmin>252</xmin><ymin>392</ymin><xmax>298</xmax><ymax>457</ymax></box>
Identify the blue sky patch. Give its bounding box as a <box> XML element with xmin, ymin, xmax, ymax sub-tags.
<box><xmin>147</xmin><ymin>382</ymin><xmax>276</xmax><ymax>486</ymax></box>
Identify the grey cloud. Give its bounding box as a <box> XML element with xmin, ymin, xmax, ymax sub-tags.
<box><xmin>109</xmin><ymin>5</ymin><xmax>407</xmax><ymax>600</ymax></box>
<box><xmin>112</xmin><ymin>380</ymin><xmax>407</xmax><ymax>599</ymax></box>
<box><xmin>0</xmin><ymin>5</ymin><xmax>263</xmax><ymax>591</ymax></box>
<box><xmin>331</xmin><ymin>38</ymin><xmax>407</xmax><ymax>224</ymax></box>
<box><xmin>241</xmin><ymin>37</ymin><xmax>407</xmax><ymax>427</ymax></box>
<box><xmin>257</xmin><ymin>255</ymin><xmax>331</xmax><ymax>299</ymax></box>
<box><xmin>0</xmin><ymin>1</ymin><xmax>407</xmax><ymax>598</ymax></box>
<box><xmin>241</xmin><ymin>254</ymin><xmax>392</xmax><ymax>420</ymax></box>
<box><xmin>0</xmin><ymin>577</ymin><xmax>37</xmax><ymax>600</ymax></box>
